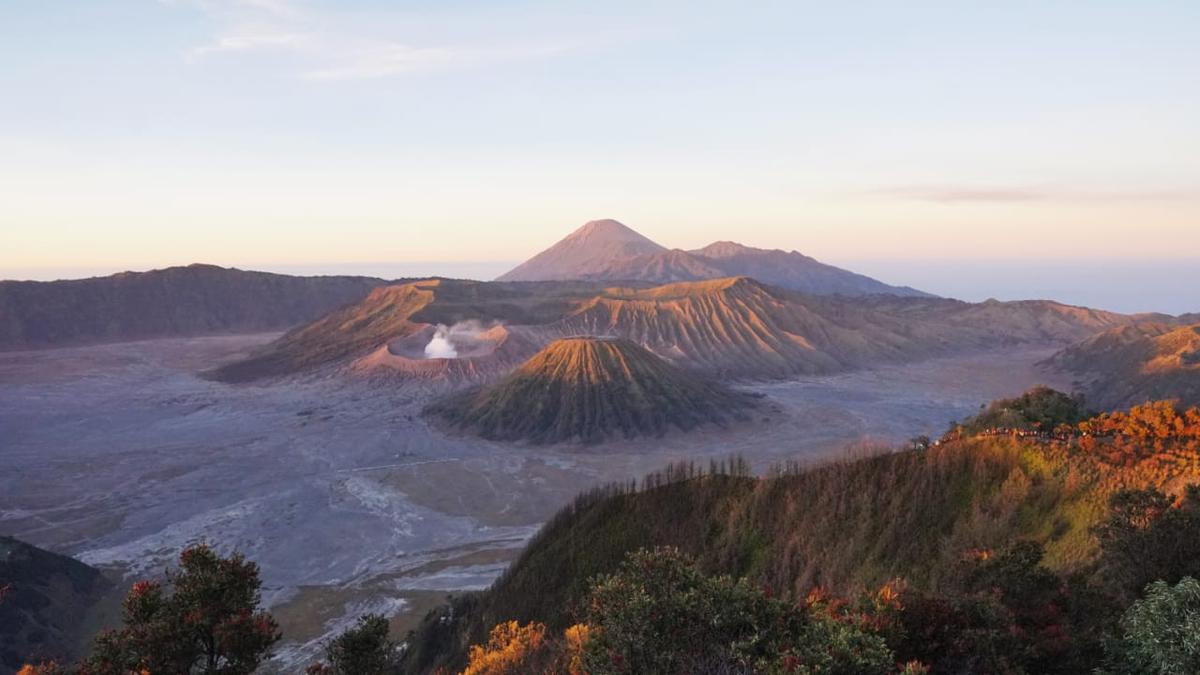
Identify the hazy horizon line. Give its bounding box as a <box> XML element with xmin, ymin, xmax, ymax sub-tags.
<box><xmin>4</xmin><ymin>258</ymin><xmax>1197</xmax><ymax>316</ymax></box>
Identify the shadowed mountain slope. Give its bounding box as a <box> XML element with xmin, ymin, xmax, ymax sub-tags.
<box><xmin>426</xmin><ymin>337</ymin><xmax>758</xmax><ymax>444</ymax></box>
<box><xmin>582</xmin><ymin>248</ymin><xmax>728</xmax><ymax>284</ymax></box>
<box><xmin>0</xmin><ymin>264</ymin><xmax>385</xmax><ymax>351</ymax></box>
<box><xmin>685</xmin><ymin>241</ymin><xmax>931</xmax><ymax>297</ymax></box>
<box><xmin>857</xmin><ymin>295</ymin><xmax>1133</xmax><ymax>344</ymax></box>
<box><xmin>1049</xmin><ymin>323</ymin><xmax>1200</xmax><ymax>409</ymax></box>
<box><xmin>0</xmin><ymin>537</ymin><xmax>114</xmax><ymax>672</ymax></box>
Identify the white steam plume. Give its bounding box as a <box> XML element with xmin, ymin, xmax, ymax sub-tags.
<box><xmin>424</xmin><ymin>326</ymin><xmax>458</xmax><ymax>358</ymax></box>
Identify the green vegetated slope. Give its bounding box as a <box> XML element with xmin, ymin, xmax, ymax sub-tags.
<box><xmin>403</xmin><ymin>427</ymin><xmax>1200</xmax><ymax>673</ymax></box>
<box><xmin>426</xmin><ymin>337</ymin><xmax>759</xmax><ymax>444</ymax></box>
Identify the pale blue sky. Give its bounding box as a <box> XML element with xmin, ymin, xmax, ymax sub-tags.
<box><xmin>1</xmin><ymin>1</ymin><xmax>1197</xmax><ymax>311</ymax></box>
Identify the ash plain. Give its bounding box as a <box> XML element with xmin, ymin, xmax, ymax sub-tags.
<box><xmin>0</xmin><ymin>334</ymin><xmax>1070</xmax><ymax>666</ymax></box>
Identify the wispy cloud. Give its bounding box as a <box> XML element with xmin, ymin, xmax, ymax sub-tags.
<box><xmin>160</xmin><ymin>0</ymin><xmax>297</xmax><ymax>18</ymax></box>
<box><xmin>172</xmin><ymin>0</ymin><xmax>579</xmax><ymax>80</ymax></box>
<box><xmin>302</xmin><ymin>41</ymin><xmax>569</xmax><ymax>81</ymax></box>
<box><xmin>869</xmin><ymin>185</ymin><xmax>1047</xmax><ymax>203</ymax></box>
<box><xmin>868</xmin><ymin>184</ymin><xmax>1200</xmax><ymax>204</ymax></box>
<box><xmin>189</xmin><ymin>30</ymin><xmax>308</xmax><ymax>58</ymax></box>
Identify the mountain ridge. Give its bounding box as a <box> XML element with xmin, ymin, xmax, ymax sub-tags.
<box><xmin>0</xmin><ymin>264</ymin><xmax>386</xmax><ymax>351</ymax></box>
<box><xmin>212</xmin><ymin>275</ymin><xmax>1148</xmax><ymax>384</ymax></box>
<box><xmin>1048</xmin><ymin>322</ymin><xmax>1200</xmax><ymax>409</ymax></box>
<box><xmin>497</xmin><ymin>219</ymin><xmax>931</xmax><ymax>297</ymax></box>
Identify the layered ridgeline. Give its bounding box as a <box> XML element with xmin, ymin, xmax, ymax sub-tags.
<box><xmin>401</xmin><ymin>393</ymin><xmax>1200</xmax><ymax>674</ymax></box>
<box><xmin>209</xmin><ymin>278</ymin><xmax>595</xmax><ymax>382</ymax></box>
<box><xmin>0</xmin><ymin>537</ymin><xmax>114</xmax><ymax>671</ymax></box>
<box><xmin>496</xmin><ymin>219</ymin><xmax>930</xmax><ymax>297</ymax></box>
<box><xmin>213</xmin><ymin>276</ymin><xmax>1139</xmax><ymax>383</ymax></box>
<box><xmin>557</xmin><ymin>278</ymin><xmax>1135</xmax><ymax>378</ymax></box>
<box><xmin>0</xmin><ymin>264</ymin><xmax>384</xmax><ymax>350</ymax></box>
<box><xmin>426</xmin><ymin>337</ymin><xmax>759</xmax><ymax>444</ymax></box>
<box><xmin>1048</xmin><ymin>323</ymin><xmax>1200</xmax><ymax>409</ymax></box>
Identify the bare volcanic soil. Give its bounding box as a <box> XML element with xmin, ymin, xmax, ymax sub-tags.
<box><xmin>1048</xmin><ymin>323</ymin><xmax>1200</xmax><ymax>409</ymax></box>
<box><xmin>427</xmin><ymin>337</ymin><xmax>759</xmax><ymax>444</ymax></box>
<box><xmin>211</xmin><ymin>275</ymin><xmax>1141</xmax><ymax>386</ymax></box>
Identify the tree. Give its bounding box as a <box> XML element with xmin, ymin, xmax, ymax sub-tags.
<box><xmin>462</xmin><ymin>621</ymin><xmax>557</xmax><ymax>675</ymax></box>
<box><xmin>1094</xmin><ymin>485</ymin><xmax>1200</xmax><ymax>600</ymax></box>
<box><xmin>958</xmin><ymin>387</ymin><xmax>1088</xmax><ymax>435</ymax></box>
<box><xmin>82</xmin><ymin>544</ymin><xmax>280</xmax><ymax>674</ymax></box>
<box><xmin>307</xmin><ymin>614</ymin><xmax>399</xmax><ymax>675</ymax></box>
<box><xmin>1106</xmin><ymin>577</ymin><xmax>1200</xmax><ymax>674</ymax></box>
<box><xmin>887</xmin><ymin>542</ymin><xmax>1087</xmax><ymax>674</ymax></box>
<box><xmin>579</xmin><ymin>547</ymin><xmax>894</xmax><ymax>675</ymax></box>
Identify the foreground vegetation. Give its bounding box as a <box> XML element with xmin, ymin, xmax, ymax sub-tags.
<box><xmin>15</xmin><ymin>391</ymin><xmax>1200</xmax><ymax>674</ymax></box>
<box><xmin>405</xmin><ymin>393</ymin><xmax>1200</xmax><ymax>674</ymax></box>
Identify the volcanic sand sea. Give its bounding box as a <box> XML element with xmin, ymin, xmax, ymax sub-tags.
<box><xmin>0</xmin><ymin>335</ymin><xmax>1070</xmax><ymax>667</ymax></box>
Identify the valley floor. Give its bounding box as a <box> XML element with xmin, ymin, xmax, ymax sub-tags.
<box><xmin>0</xmin><ymin>335</ymin><xmax>1069</xmax><ymax>668</ymax></box>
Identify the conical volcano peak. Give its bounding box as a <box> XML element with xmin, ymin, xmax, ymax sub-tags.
<box><xmin>496</xmin><ymin>219</ymin><xmax>666</xmax><ymax>282</ymax></box>
<box><xmin>572</xmin><ymin>219</ymin><xmax>647</xmax><ymax>241</ymax></box>
<box><xmin>426</xmin><ymin>336</ymin><xmax>759</xmax><ymax>444</ymax></box>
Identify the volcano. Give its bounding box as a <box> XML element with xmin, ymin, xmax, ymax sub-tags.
<box><xmin>496</xmin><ymin>219</ymin><xmax>667</xmax><ymax>282</ymax></box>
<box><xmin>426</xmin><ymin>337</ymin><xmax>759</xmax><ymax>444</ymax></box>
<box><xmin>497</xmin><ymin>219</ymin><xmax>930</xmax><ymax>297</ymax></box>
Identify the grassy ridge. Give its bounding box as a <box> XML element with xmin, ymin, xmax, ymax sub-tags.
<box><xmin>402</xmin><ymin>433</ymin><xmax>1200</xmax><ymax>673</ymax></box>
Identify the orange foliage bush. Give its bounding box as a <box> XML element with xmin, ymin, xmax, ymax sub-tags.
<box><xmin>561</xmin><ymin>624</ymin><xmax>591</xmax><ymax>675</ymax></box>
<box><xmin>462</xmin><ymin>621</ymin><xmax>552</xmax><ymax>675</ymax></box>
<box><xmin>461</xmin><ymin>620</ymin><xmax>592</xmax><ymax>675</ymax></box>
<box><xmin>1076</xmin><ymin>401</ymin><xmax>1200</xmax><ymax>465</ymax></box>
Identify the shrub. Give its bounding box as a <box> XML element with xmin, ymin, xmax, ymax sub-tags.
<box><xmin>958</xmin><ymin>387</ymin><xmax>1088</xmax><ymax>435</ymax></box>
<box><xmin>579</xmin><ymin>547</ymin><xmax>894</xmax><ymax>675</ymax></box>
<box><xmin>82</xmin><ymin>544</ymin><xmax>280</xmax><ymax>675</ymax></box>
<box><xmin>1093</xmin><ymin>485</ymin><xmax>1200</xmax><ymax>600</ymax></box>
<box><xmin>1106</xmin><ymin>577</ymin><xmax>1200</xmax><ymax>674</ymax></box>
<box><xmin>462</xmin><ymin>621</ymin><xmax>556</xmax><ymax>675</ymax></box>
<box><xmin>308</xmin><ymin>613</ymin><xmax>399</xmax><ymax>675</ymax></box>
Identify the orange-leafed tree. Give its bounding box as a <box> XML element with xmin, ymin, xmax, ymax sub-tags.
<box><xmin>462</xmin><ymin>621</ymin><xmax>557</xmax><ymax>675</ymax></box>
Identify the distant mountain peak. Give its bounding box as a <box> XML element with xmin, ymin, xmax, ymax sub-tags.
<box><xmin>496</xmin><ymin>219</ymin><xmax>666</xmax><ymax>282</ymax></box>
<box><xmin>499</xmin><ymin>219</ymin><xmax>931</xmax><ymax>297</ymax></box>
<box><xmin>573</xmin><ymin>219</ymin><xmax>649</xmax><ymax>240</ymax></box>
<box><xmin>692</xmin><ymin>241</ymin><xmax>761</xmax><ymax>258</ymax></box>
